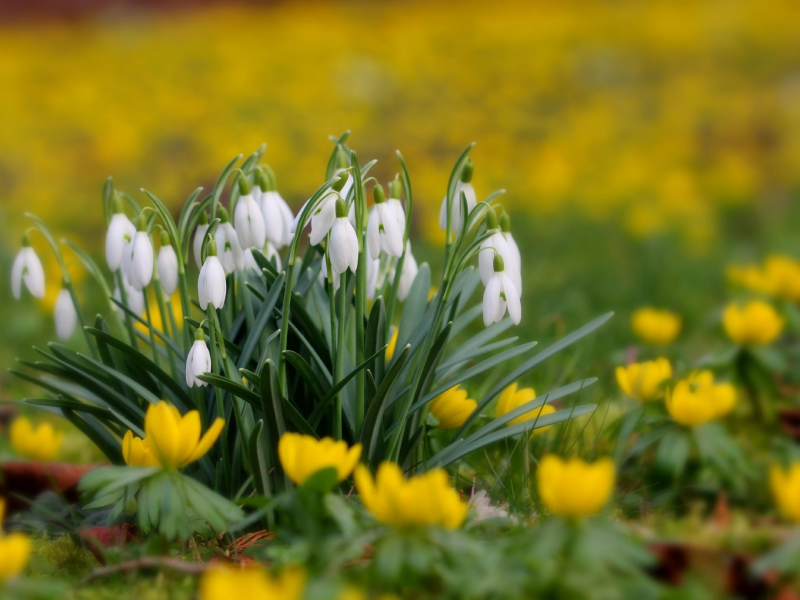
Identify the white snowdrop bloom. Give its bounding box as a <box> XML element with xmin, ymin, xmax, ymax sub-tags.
<box><xmin>186</xmin><ymin>328</ymin><xmax>212</xmax><ymax>388</ymax></box>
<box><xmin>264</xmin><ymin>242</ymin><xmax>282</xmax><ymax>270</ymax></box>
<box><xmin>126</xmin><ymin>215</ymin><xmax>154</xmax><ymax>291</ymax></box>
<box><xmin>192</xmin><ymin>211</ymin><xmax>210</xmax><ymax>269</ymax></box>
<box><xmin>54</xmin><ymin>288</ymin><xmax>78</xmax><ymax>340</ymax></box>
<box><xmin>366</xmin><ymin>255</ymin><xmax>382</xmax><ymax>301</ymax></box>
<box><xmin>255</xmin><ymin>167</ymin><xmax>294</xmax><ymax>249</ymax></box>
<box><xmin>439</xmin><ymin>158</ymin><xmax>477</xmax><ymax>235</ymax></box>
<box><xmin>243</xmin><ymin>248</ymin><xmax>259</xmax><ymax>271</ymax></box>
<box><xmin>483</xmin><ymin>255</ymin><xmax>521</xmax><ymax>327</ymax></box>
<box><xmin>500</xmin><ymin>212</ymin><xmax>522</xmax><ymax>295</ymax></box>
<box><xmin>386</xmin><ymin>178</ymin><xmax>407</xmax><ymax>235</ymax></box>
<box><xmin>215</xmin><ymin>207</ymin><xmax>245</xmax><ymax>274</ymax></box>
<box><xmin>319</xmin><ymin>264</ymin><xmax>341</xmax><ymax>292</ymax></box>
<box><xmin>395</xmin><ymin>241</ymin><xmax>418</xmax><ymax>301</ymax></box>
<box><xmin>157</xmin><ymin>233</ymin><xmax>179</xmax><ymax>296</ymax></box>
<box><xmin>112</xmin><ymin>278</ymin><xmax>145</xmax><ymax>317</ymax></box>
<box><xmin>198</xmin><ymin>239</ymin><xmax>227</xmax><ymax>310</ymax></box>
<box><xmin>328</xmin><ymin>199</ymin><xmax>360</xmax><ymax>277</ymax></box>
<box><xmin>290</xmin><ymin>176</ymin><xmax>347</xmax><ymax>242</ymax></box>
<box><xmin>105</xmin><ymin>196</ymin><xmax>136</xmax><ymax>272</ymax></box>
<box><xmin>479</xmin><ymin>230</ymin><xmax>513</xmax><ymax>286</ymax></box>
<box><xmin>11</xmin><ymin>235</ymin><xmax>45</xmax><ymax>300</ymax></box>
<box><xmin>367</xmin><ymin>184</ymin><xmax>404</xmax><ymax>260</ymax></box>
<box><xmin>234</xmin><ymin>180</ymin><xmax>267</xmax><ymax>250</ymax></box>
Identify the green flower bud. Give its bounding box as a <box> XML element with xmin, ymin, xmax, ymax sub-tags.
<box><xmin>499</xmin><ymin>212</ymin><xmax>511</xmax><ymax>233</ymax></box>
<box><xmin>254</xmin><ymin>167</ymin><xmax>270</xmax><ymax>192</ymax></box>
<box><xmin>195</xmin><ymin>326</ymin><xmax>206</xmax><ymax>342</ymax></box>
<box><xmin>335</xmin><ymin>198</ymin><xmax>349</xmax><ymax>218</ymax></box>
<box><xmin>236</xmin><ymin>171</ymin><xmax>252</xmax><ymax>196</ymax></box>
<box><xmin>198</xmin><ymin>210</ymin><xmax>209</xmax><ymax>225</ymax></box>
<box><xmin>493</xmin><ymin>253</ymin><xmax>505</xmax><ymax>273</ymax></box>
<box><xmin>390</xmin><ymin>177</ymin><xmax>402</xmax><ymax>199</ymax></box>
<box><xmin>336</xmin><ymin>147</ymin><xmax>349</xmax><ymax>169</ymax></box>
<box><xmin>135</xmin><ymin>213</ymin><xmax>148</xmax><ymax>232</ymax></box>
<box><xmin>160</xmin><ymin>230</ymin><xmax>171</xmax><ymax>246</ymax></box>
<box><xmin>485</xmin><ymin>208</ymin><xmax>499</xmax><ymax>230</ymax></box>
<box><xmin>21</xmin><ymin>232</ymin><xmax>31</xmax><ymax>247</ymax></box>
<box><xmin>332</xmin><ymin>176</ymin><xmax>347</xmax><ymax>192</ymax></box>
<box><xmin>218</xmin><ymin>206</ymin><xmax>230</xmax><ymax>223</ymax></box>
<box><xmin>373</xmin><ymin>183</ymin><xmax>386</xmax><ymax>204</ymax></box>
<box><xmin>207</xmin><ymin>238</ymin><xmax>218</xmax><ymax>257</ymax></box>
<box><xmin>111</xmin><ymin>190</ymin><xmax>124</xmax><ymax>214</ymax></box>
<box><xmin>460</xmin><ymin>158</ymin><xmax>474</xmax><ymax>184</ymax></box>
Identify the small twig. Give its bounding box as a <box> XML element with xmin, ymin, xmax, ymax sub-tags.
<box><xmin>80</xmin><ymin>557</ymin><xmax>208</xmax><ymax>584</ymax></box>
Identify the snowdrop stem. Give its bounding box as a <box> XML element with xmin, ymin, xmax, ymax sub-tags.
<box><xmin>141</xmin><ymin>291</ymin><xmax>163</xmax><ymax>385</ymax></box>
<box><xmin>351</xmin><ymin>150</ymin><xmax>368</xmax><ymax>432</ymax></box>
<box><xmin>385</xmin><ymin>151</ymin><xmax>413</xmax><ymax>331</ymax></box>
<box><xmin>334</xmin><ymin>272</ymin><xmax>347</xmax><ymax>441</ymax></box>
<box><xmin>115</xmin><ymin>270</ymin><xmax>138</xmax><ymax>348</ymax></box>
<box><xmin>206</xmin><ymin>306</ymin><xmax>230</xmax><ymax>472</ymax></box>
<box><xmin>153</xmin><ymin>280</ymin><xmax>180</xmax><ymax>382</ymax></box>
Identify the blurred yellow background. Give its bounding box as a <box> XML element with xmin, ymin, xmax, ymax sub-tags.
<box><xmin>2</xmin><ymin>0</ymin><xmax>800</xmax><ymax>249</ymax></box>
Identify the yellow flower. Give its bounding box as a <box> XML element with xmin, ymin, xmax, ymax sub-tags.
<box><xmin>495</xmin><ymin>383</ymin><xmax>556</xmax><ymax>435</ymax></box>
<box><xmin>386</xmin><ymin>328</ymin><xmax>398</xmax><ymax>361</ymax></box>
<box><xmin>723</xmin><ymin>300</ymin><xmax>784</xmax><ymax>345</ymax></box>
<box><xmin>355</xmin><ymin>462</ymin><xmax>468</xmax><ymax>529</ymax></box>
<box><xmin>665</xmin><ymin>371</ymin><xmax>736</xmax><ymax>427</ymax></box>
<box><xmin>728</xmin><ymin>256</ymin><xmax>800</xmax><ymax>302</ymax></box>
<box><xmin>615</xmin><ymin>358</ymin><xmax>672</xmax><ymax>402</ymax></box>
<box><xmin>429</xmin><ymin>386</ymin><xmax>477</xmax><ymax>429</ymax></box>
<box><xmin>122</xmin><ymin>402</ymin><xmax>224</xmax><ymax>470</ymax></box>
<box><xmin>0</xmin><ymin>498</ymin><xmax>31</xmax><ymax>583</ymax></box>
<box><xmin>9</xmin><ymin>416</ymin><xmax>63</xmax><ymax>461</ymax></box>
<box><xmin>199</xmin><ymin>565</ymin><xmax>305</xmax><ymax>600</ymax></box>
<box><xmin>278</xmin><ymin>433</ymin><xmax>362</xmax><ymax>485</ymax></box>
<box><xmin>770</xmin><ymin>462</ymin><xmax>800</xmax><ymax>524</ymax></box>
<box><xmin>537</xmin><ymin>455</ymin><xmax>615</xmax><ymax>519</ymax></box>
<box><xmin>631</xmin><ymin>308</ymin><xmax>681</xmax><ymax>345</ymax></box>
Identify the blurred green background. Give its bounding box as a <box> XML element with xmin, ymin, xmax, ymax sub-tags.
<box><xmin>2</xmin><ymin>0</ymin><xmax>800</xmax><ymax>391</ymax></box>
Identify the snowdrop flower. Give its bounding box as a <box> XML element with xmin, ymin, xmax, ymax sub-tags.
<box><xmin>366</xmin><ymin>255</ymin><xmax>382</xmax><ymax>301</ymax></box>
<box><xmin>105</xmin><ymin>193</ymin><xmax>135</xmax><ymax>272</ymax></box>
<box><xmin>395</xmin><ymin>241</ymin><xmax>418</xmax><ymax>301</ymax></box>
<box><xmin>186</xmin><ymin>326</ymin><xmax>212</xmax><ymax>388</ymax></box>
<box><xmin>255</xmin><ymin>167</ymin><xmax>294</xmax><ymax>249</ymax></box>
<box><xmin>439</xmin><ymin>158</ymin><xmax>477</xmax><ymax>235</ymax></box>
<box><xmin>499</xmin><ymin>212</ymin><xmax>522</xmax><ymax>295</ymax></box>
<box><xmin>215</xmin><ymin>207</ymin><xmax>244</xmax><ymax>274</ymax></box>
<box><xmin>328</xmin><ymin>198</ymin><xmax>360</xmax><ymax>277</ymax></box>
<box><xmin>479</xmin><ymin>210</ymin><xmax>521</xmax><ymax>294</ymax></box>
<box><xmin>126</xmin><ymin>215</ymin><xmax>154</xmax><ymax>291</ymax></box>
<box><xmin>192</xmin><ymin>211</ymin><xmax>210</xmax><ymax>269</ymax></box>
<box><xmin>387</xmin><ymin>177</ymin><xmax>407</xmax><ymax>235</ymax></box>
<box><xmin>11</xmin><ymin>233</ymin><xmax>45</xmax><ymax>300</ymax></box>
<box><xmin>233</xmin><ymin>174</ymin><xmax>266</xmax><ymax>250</ymax></box>
<box><xmin>483</xmin><ymin>254</ymin><xmax>521</xmax><ymax>327</ymax></box>
<box><xmin>242</xmin><ymin>248</ymin><xmax>259</xmax><ymax>272</ymax></box>
<box><xmin>367</xmin><ymin>184</ymin><xmax>404</xmax><ymax>260</ymax></box>
<box><xmin>198</xmin><ymin>238</ymin><xmax>227</xmax><ymax>310</ymax></box>
<box><xmin>157</xmin><ymin>231</ymin><xmax>179</xmax><ymax>295</ymax></box>
<box><xmin>264</xmin><ymin>242</ymin><xmax>282</xmax><ymax>271</ymax></box>
<box><xmin>290</xmin><ymin>176</ymin><xmax>347</xmax><ymax>244</ymax></box>
<box><xmin>54</xmin><ymin>288</ymin><xmax>77</xmax><ymax>340</ymax></box>
<box><xmin>112</xmin><ymin>278</ymin><xmax>144</xmax><ymax>317</ymax></box>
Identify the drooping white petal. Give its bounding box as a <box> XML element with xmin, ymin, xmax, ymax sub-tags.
<box><xmin>105</xmin><ymin>213</ymin><xmax>135</xmax><ymax>272</ymax></box>
<box><xmin>261</xmin><ymin>191</ymin><xmax>291</xmax><ymax>249</ymax></box>
<box><xmin>193</xmin><ymin>224</ymin><xmax>209</xmax><ymax>269</ymax></box>
<box><xmin>386</xmin><ymin>197</ymin><xmax>406</xmax><ymax>234</ymax></box>
<box><xmin>157</xmin><ymin>245</ymin><xmax>179</xmax><ymax>295</ymax></box>
<box><xmin>396</xmin><ymin>242</ymin><xmax>418</xmax><ymax>301</ymax></box>
<box><xmin>366</xmin><ymin>256</ymin><xmax>381</xmax><ymax>301</ymax></box>
<box><xmin>479</xmin><ymin>233</ymin><xmax>512</xmax><ymax>286</ymax></box>
<box><xmin>234</xmin><ymin>194</ymin><xmax>266</xmax><ymax>249</ymax></box>
<box><xmin>198</xmin><ymin>255</ymin><xmax>227</xmax><ymax>309</ymax></box>
<box><xmin>309</xmin><ymin>192</ymin><xmax>338</xmax><ymax>246</ymax></box>
<box><xmin>12</xmin><ymin>247</ymin><xmax>45</xmax><ymax>300</ymax></box>
<box><xmin>243</xmin><ymin>248</ymin><xmax>259</xmax><ymax>271</ymax></box>
<box><xmin>366</xmin><ymin>208</ymin><xmax>382</xmax><ymax>260</ymax></box>
<box><xmin>113</xmin><ymin>278</ymin><xmax>144</xmax><ymax>317</ymax></box>
<box><xmin>54</xmin><ymin>289</ymin><xmax>78</xmax><ymax>340</ymax></box>
<box><xmin>217</xmin><ymin>223</ymin><xmax>244</xmax><ymax>274</ymax></box>
<box><xmin>503</xmin><ymin>276</ymin><xmax>522</xmax><ymax>325</ymax></box>
<box><xmin>129</xmin><ymin>232</ymin><xmax>154</xmax><ymax>290</ymax></box>
<box><xmin>483</xmin><ymin>275</ymin><xmax>503</xmax><ymax>327</ymax></box>
<box><xmin>379</xmin><ymin>204</ymin><xmax>404</xmax><ymax>257</ymax></box>
<box><xmin>329</xmin><ymin>217</ymin><xmax>358</xmax><ymax>276</ymax></box>
<box><xmin>186</xmin><ymin>339</ymin><xmax>212</xmax><ymax>388</ymax></box>
<box><xmin>503</xmin><ymin>232</ymin><xmax>523</xmax><ymax>294</ymax></box>
<box><xmin>439</xmin><ymin>181</ymin><xmax>477</xmax><ymax>235</ymax></box>
<box><xmin>277</xmin><ymin>196</ymin><xmax>295</xmax><ymax>247</ymax></box>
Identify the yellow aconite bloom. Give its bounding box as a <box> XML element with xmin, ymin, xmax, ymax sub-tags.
<box><xmin>615</xmin><ymin>358</ymin><xmax>672</xmax><ymax>402</ymax></box>
<box><xmin>9</xmin><ymin>416</ymin><xmax>63</xmax><ymax>461</ymax></box>
<box><xmin>631</xmin><ymin>308</ymin><xmax>681</xmax><ymax>346</ymax></box>
<box><xmin>386</xmin><ymin>328</ymin><xmax>398</xmax><ymax>361</ymax></box>
<box><xmin>537</xmin><ymin>455</ymin><xmax>615</xmax><ymax>519</ymax></box>
<box><xmin>770</xmin><ymin>463</ymin><xmax>800</xmax><ymax>524</ymax></box>
<box><xmin>355</xmin><ymin>462</ymin><xmax>468</xmax><ymax>529</ymax></box>
<box><xmin>496</xmin><ymin>383</ymin><xmax>556</xmax><ymax>435</ymax></box>
<box><xmin>429</xmin><ymin>386</ymin><xmax>477</xmax><ymax>429</ymax></box>
<box><xmin>122</xmin><ymin>402</ymin><xmax>224</xmax><ymax>470</ymax></box>
<box><xmin>665</xmin><ymin>371</ymin><xmax>736</xmax><ymax>427</ymax></box>
<box><xmin>199</xmin><ymin>565</ymin><xmax>305</xmax><ymax>600</ymax></box>
<box><xmin>278</xmin><ymin>433</ymin><xmax>362</xmax><ymax>485</ymax></box>
<box><xmin>723</xmin><ymin>300</ymin><xmax>784</xmax><ymax>346</ymax></box>
<box><xmin>0</xmin><ymin>499</ymin><xmax>31</xmax><ymax>583</ymax></box>
<box><xmin>728</xmin><ymin>256</ymin><xmax>800</xmax><ymax>302</ymax></box>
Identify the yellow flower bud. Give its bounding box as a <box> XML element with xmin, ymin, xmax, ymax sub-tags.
<box><xmin>495</xmin><ymin>383</ymin><xmax>556</xmax><ymax>435</ymax></box>
<box><xmin>354</xmin><ymin>462</ymin><xmax>468</xmax><ymax>529</ymax></box>
<box><xmin>122</xmin><ymin>402</ymin><xmax>224</xmax><ymax>470</ymax></box>
<box><xmin>615</xmin><ymin>358</ymin><xmax>672</xmax><ymax>402</ymax></box>
<box><xmin>770</xmin><ymin>462</ymin><xmax>800</xmax><ymax>524</ymax></box>
<box><xmin>537</xmin><ymin>455</ymin><xmax>615</xmax><ymax>519</ymax></box>
<box><xmin>9</xmin><ymin>416</ymin><xmax>63</xmax><ymax>462</ymax></box>
<box><xmin>278</xmin><ymin>433</ymin><xmax>362</xmax><ymax>486</ymax></box>
<box><xmin>631</xmin><ymin>308</ymin><xmax>681</xmax><ymax>346</ymax></box>
<box><xmin>723</xmin><ymin>300</ymin><xmax>784</xmax><ymax>345</ymax></box>
<box><xmin>429</xmin><ymin>385</ymin><xmax>477</xmax><ymax>429</ymax></box>
<box><xmin>665</xmin><ymin>371</ymin><xmax>736</xmax><ymax>427</ymax></box>
<box><xmin>385</xmin><ymin>328</ymin><xmax>398</xmax><ymax>361</ymax></box>
<box><xmin>199</xmin><ymin>565</ymin><xmax>305</xmax><ymax>600</ymax></box>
